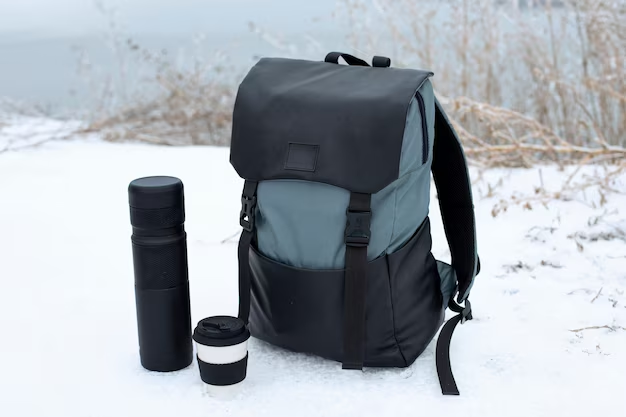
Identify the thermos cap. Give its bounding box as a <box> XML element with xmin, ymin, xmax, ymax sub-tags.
<box><xmin>193</xmin><ymin>316</ymin><xmax>250</xmax><ymax>347</ymax></box>
<box><xmin>129</xmin><ymin>176</ymin><xmax>184</xmax><ymax>210</ymax></box>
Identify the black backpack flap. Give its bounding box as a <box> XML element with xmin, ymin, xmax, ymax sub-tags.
<box><xmin>230</xmin><ymin>57</ymin><xmax>433</xmax><ymax>194</ymax></box>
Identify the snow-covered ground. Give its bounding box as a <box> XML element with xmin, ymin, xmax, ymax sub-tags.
<box><xmin>1</xmin><ymin>119</ymin><xmax>625</xmax><ymax>417</ymax></box>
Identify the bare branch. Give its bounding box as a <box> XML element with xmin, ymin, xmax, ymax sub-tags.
<box><xmin>590</xmin><ymin>287</ymin><xmax>603</xmax><ymax>303</ymax></box>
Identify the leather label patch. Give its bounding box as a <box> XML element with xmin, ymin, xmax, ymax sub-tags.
<box><xmin>284</xmin><ymin>143</ymin><xmax>320</xmax><ymax>172</ymax></box>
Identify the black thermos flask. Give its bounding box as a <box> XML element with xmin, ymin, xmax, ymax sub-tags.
<box><xmin>128</xmin><ymin>176</ymin><xmax>193</xmax><ymax>372</ymax></box>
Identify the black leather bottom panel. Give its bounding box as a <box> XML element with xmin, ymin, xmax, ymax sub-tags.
<box><xmin>248</xmin><ymin>217</ymin><xmax>443</xmax><ymax>368</ymax></box>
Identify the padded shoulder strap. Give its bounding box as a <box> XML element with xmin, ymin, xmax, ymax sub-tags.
<box><xmin>431</xmin><ymin>97</ymin><xmax>479</xmax><ymax>302</ymax></box>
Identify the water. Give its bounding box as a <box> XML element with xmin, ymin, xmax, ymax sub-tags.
<box><xmin>0</xmin><ymin>0</ymin><xmax>346</xmax><ymax>117</ymax></box>
<box><xmin>0</xmin><ymin>0</ymin><xmax>572</xmax><ymax>118</ymax></box>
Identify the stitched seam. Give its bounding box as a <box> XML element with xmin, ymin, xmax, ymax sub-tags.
<box><xmin>387</xmin><ymin>181</ymin><xmax>400</xmax><ymax>253</ymax></box>
<box><xmin>386</xmin><ymin>256</ymin><xmax>408</xmax><ymax>366</ymax></box>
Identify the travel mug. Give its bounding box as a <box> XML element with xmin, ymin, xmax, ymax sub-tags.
<box><xmin>193</xmin><ymin>316</ymin><xmax>250</xmax><ymax>396</ymax></box>
<box><xmin>129</xmin><ymin>176</ymin><xmax>193</xmax><ymax>372</ymax></box>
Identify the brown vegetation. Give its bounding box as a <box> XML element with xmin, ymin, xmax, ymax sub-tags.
<box><xmin>83</xmin><ymin>34</ymin><xmax>237</xmax><ymax>146</ymax></box>
<box><xmin>87</xmin><ymin>0</ymin><xmax>626</xmax><ymax>182</ymax></box>
<box><xmin>338</xmin><ymin>0</ymin><xmax>626</xmax><ymax>166</ymax></box>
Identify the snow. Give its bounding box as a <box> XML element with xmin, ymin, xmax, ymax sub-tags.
<box><xmin>0</xmin><ymin>114</ymin><xmax>84</xmax><ymax>152</ymax></box>
<box><xmin>1</xmin><ymin>119</ymin><xmax>625</xmax><ymax>417</ymax></box>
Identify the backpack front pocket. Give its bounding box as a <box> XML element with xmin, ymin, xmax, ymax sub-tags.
<box><xmin>248</xmin><ymin>244</ymin><xmax>404</xmax><ymax>367</ymax></box>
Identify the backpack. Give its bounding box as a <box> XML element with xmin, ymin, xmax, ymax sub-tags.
<box><xmin>229</xmin><ymin>52</ymin><xmax>480</xmax><ymax>395</ymax></box>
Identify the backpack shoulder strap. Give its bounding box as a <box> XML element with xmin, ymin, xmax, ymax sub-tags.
<box><xmin>432</xmin><ymin>96</ymin><xmax>479</xmax><ymax>303</ymax></box>
<box><xmin>431</xmin><ymin>96</ymin><xmax>480</xmax><ymax>395</ymax></box>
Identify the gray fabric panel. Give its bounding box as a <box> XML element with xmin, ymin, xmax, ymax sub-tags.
<box><xmin>399</xmin><ymin>81</ymin><xmax>435</xmax><ymax>176</ymax></box>
<box><xmin>256</xmin><ymin>179</ymin><xmax>389</xmax><ymax>269</ymax></box>
<box><xmin>387</xmin><ymin>81</ymin><xmax>435</xmax><ymax>253</ymax></box>
<box><xmin>255</xmin><ymin>81</ymin><xmax>435</xmax><ymax>269</ymax></box>
<box><xmin>437</xmin><ymin>260</ymin><xmax>458</xmax><ymax>305</ymax></box>
<box><xmin>256</xmin><ymin>180</ymin><xmax>363</xmax><ymax>269</ymax></box>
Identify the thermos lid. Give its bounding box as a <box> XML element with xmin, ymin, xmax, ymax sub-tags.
<box><xmin>193</xmin><ymin>316</ymin><xmax>250</xmax><ymax>347</ymax></box>
<box><xmin>128</xmin><ymin>176</ymin><xmax>184</xmax><ymax>210</ymax></box>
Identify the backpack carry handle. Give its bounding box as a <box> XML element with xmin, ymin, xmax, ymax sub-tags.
<box><xmin>324</xmin><ymin>52</ymin><xmax>392</xmax><ymax>68</ymax></box>
<box><xmin>324</xmin><ymin>52</ymin><xmax>370</xmax><ymax>67</ymax></box>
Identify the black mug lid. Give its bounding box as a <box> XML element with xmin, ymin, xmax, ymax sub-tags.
<box><xmin>193</xmin><ymin>316</ymin><xmax>250</xmax><ymax>347</ymax></box>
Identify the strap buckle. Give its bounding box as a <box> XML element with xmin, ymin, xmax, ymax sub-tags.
<box><xmin>460</xmin><ymin>299</ymin><xmax>473</xmax><ymax>324</ymax></box>
<box><xmin>344</xmin><ymin>209</ymin><xmax>372</xmax><ymax>247</ymax></box>
<box><xmin>240</xmin><ymin>195</ymin><xmax>257</xmax><ymax>232</ymax></box>
<box><xmin>449</xmin><ymin>299</ymin><xmax>473</xmax><ymax>324</ymax></box>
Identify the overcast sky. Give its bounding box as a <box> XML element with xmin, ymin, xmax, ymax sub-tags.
<box><xmin>0</xmin><ymin>0</ymin><xmax>337</xmax><ymax>37</ymax></box>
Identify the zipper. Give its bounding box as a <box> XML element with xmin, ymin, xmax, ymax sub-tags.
<box><xmin>415</xmin><ymin>91</ymin><xmax>429</xmax><ymax>164</ymax></box>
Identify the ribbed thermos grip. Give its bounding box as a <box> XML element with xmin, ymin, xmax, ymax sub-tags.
<box><xmin>129</xmin><ymin>176</ymin><xmax>193</xmax><ymax>372</ymax></box>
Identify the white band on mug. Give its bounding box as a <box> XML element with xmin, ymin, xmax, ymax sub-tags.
<box><xmin>196</xmin><ymin>340</ymin><xmax>248</xmax><ymax>364</ymax></box>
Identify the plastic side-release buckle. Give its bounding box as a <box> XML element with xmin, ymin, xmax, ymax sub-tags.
<box><xmin>345</xmin><ymin>210</ymin><xmax>372</xmax><ymax>247</ymax></box>
<box><xmin>240</xmin><ymin>195</ymin><xmax>257</xmax><ymax>232</ymax></box>
<box><xmin>461</xmin><ymin>299</ymin><xmax>473</xmax><ymax>324</ymax></box>
<box><xmin>449</xmin><ymin>298</ymin><xmax>473</xmax><ymax>324</ymax></box>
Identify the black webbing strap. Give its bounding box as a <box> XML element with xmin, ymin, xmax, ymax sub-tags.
<box><xmin>237</xmin><ymin>180</ymin><xmax>258</xmax><ymax>324</ymax></box>
<box><xmin>342</xmin><ymin>192</ymin><xmax>372</xmax><ymax>370</ymax></box>
<box><xmin>432</xmin><ymin>98</ymin><xmax>478</xmax><ymax>303</ymax></box>
<box><xmin>325</xmin><ymin>52</ymin><xmax>370</xmax><ymax>67</ymax></box>
<box><xmin>436</xmin><ymin>299</ymin><xmax>472</xmax><ymax>395</ymax></box>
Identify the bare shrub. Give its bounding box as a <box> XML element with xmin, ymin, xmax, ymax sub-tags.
<box><xmin>336</xmin><ymin>0</ymin><xmax>626</xmax><ymax>161</ymax></box>
<box><xmin>334</xmin><ymin>0</ymin><xmax>626</xmax><ymax>211</ymax></box>
<box><xmin>80</xmin><ymin>2</ymin><xmax>239</xmax><ymax>146</ymax></box>
<box><xmin>82</xmin><ymin>37</ymin><xmax>237</xmax><ymax>146</ymax></box>
<box><xmin>0</xmin><ymin>97</ymin><xmax>51</xmax><ymax>119</ymax></box>
<box><xmin>85</xmin><ymin>0</ymin><xmax>626</xmax><ymax>174</ymax></box>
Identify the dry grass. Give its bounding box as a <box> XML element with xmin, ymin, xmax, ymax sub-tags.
<box><xmin>337</xmin><ymin>0</ymin><xmax>626</xmax><ymax>165</ymax></box>
<box><xmin>488</xmin><ymin>163</ymin><xmax>625</xmax><ymax>216</ymax></box>
<box><xmin>85</xmin><ymin>0</ymin><xmax>626</xmax><ymax>176</ymax></box>
<box><xmin>0</xmin><ymin>97</ymin><xmax>50</xmax><ymax>119</ymax></box>
<box><xmin>439</xmin><ymin>94</ymin><xmax>626</xmax><ymax>168</ymax></box>
<box><xmin>334</xmin><ymin>0</ymin><xmax>626</xmax><ymax>209</ymax></box>
<box><xmin>79</xmin><ymin>2</ymin><xmax>239</xmax><ymax>146</ymax></box>
<box><xmin>86</xmin><ymin>78</ymin><xmax>234</xmax><ymax>147</ymax></box>
<box><xmin>81</xmin><ymin>36</ymin><xmax>237</xmax><ymax>146</ymax></box>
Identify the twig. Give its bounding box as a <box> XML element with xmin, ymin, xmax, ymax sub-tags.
<box><xmin>220</xmin><ymin>231</ymin><xmax>240</xmax><ymax>244</ymax></box>
<box><xmin>591</xmin><ymin>287</ymin><xmax>603</xmax><ymax>303</ymax></box>
<box><xmin>540</xmin><ymin>260</ymin><xmax>563</xmax><ymax>269</ymax></box>
<box><xmin>463</xmin><ymin>143</ymin><xmax>626</xmax><ymax>156</ymax></box>
<box><xmin>569</xmin><ymin>325</ymin><xmax>620</xmax><ymax>333</ymax></box>
<box><xmin>567</xmin><ymin>288</ymin><xmax>594</xmax><ymax>295</ymax></box>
